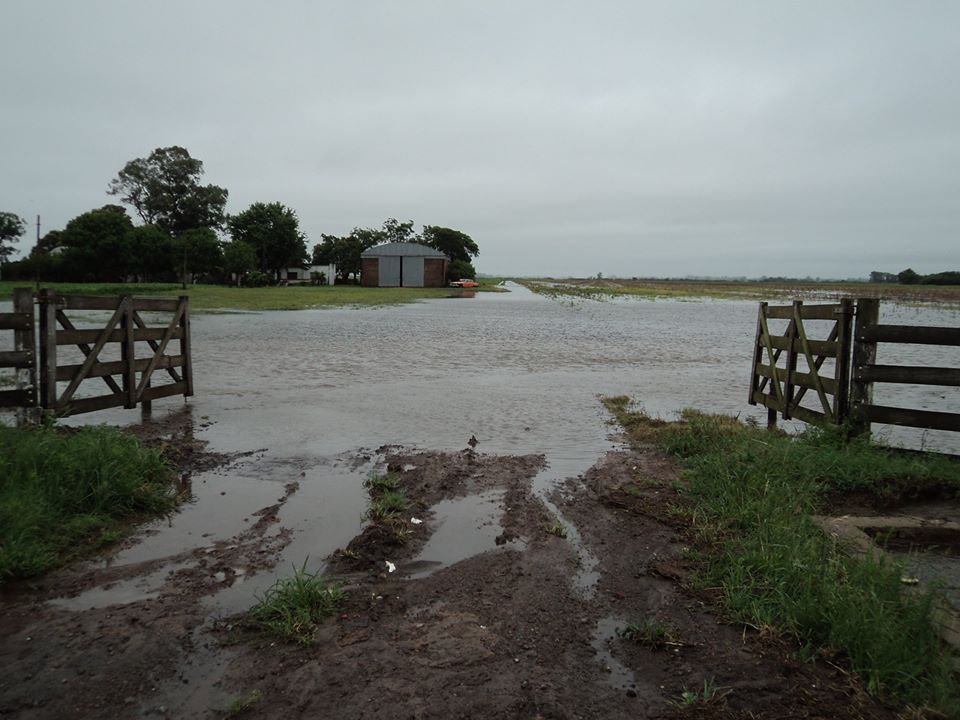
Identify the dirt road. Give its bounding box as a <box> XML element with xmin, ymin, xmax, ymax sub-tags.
<box><xmin>0</xmin><ymin>433</ymin><xmax>891</xmax><ymax>719</ymax></box>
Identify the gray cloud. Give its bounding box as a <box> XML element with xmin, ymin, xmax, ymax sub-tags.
<box><xmin>2</xmin><ymin>0</ymin><xmax>958</xmax><ymax>277</ymax></box>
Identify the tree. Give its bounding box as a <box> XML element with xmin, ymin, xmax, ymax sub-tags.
<box><xmin>223</xmin><ymin>239</ymin><xmax>257</xmax><ymax>285</ymax></box>
<box><xmin>127</xmin><ymin>225</ymin><xmax>176</xmax><ymax>281</ymax></box>
<box><xmin>421</xmin><ymin>225</ymin><xmax>479</xmax><ymax>281</ymax></box>
<box><xmin>312</xmin><ymin>228</ymin><xmax>384</xmax><ymax>283</ymax></box>
<box><xmin>869</xmin><ymin>270</ymin><xmax>898</xmax><ymax>284</ymax></box>
<box><xmin>176</xmin><ymin>228</ymin><xmax>223</xmax><ymax>283</ymax></box>
<box><xmin>448</xmin><ymin>258</ymin><xmax>477</xmax><ymax>280</ymax></box>
<box><xmin>228</xmin><ymin>202</ymin><xmax>307</xmax><ymax>280</ymax></box>
<box><xmin>381</xmin><ymin>218</ymin><xmax>416</xmax><ymax>244</ymax></box>
<box><xmin>898</xmin><ymin>268</ymin><xmax>921</xmax><ymax>285</ymax></box>
<box><xmin>108</xmin><ymin>146</ymin><xmax>228</xmax><ymax>235</ymax></box>
<box><xmin>31</xmin><ymin>229</ymin><xmax>64</xmax><ymax>257</ymax></box>
<box><xmin>60</xmin><ymin>205</ymin><xmax>135</xmax><ymax>280</ymax></box>
<box><xmin>0</xmin><ymin>212</ymin><xmax>26</xmax><ymax>267</ymax></box>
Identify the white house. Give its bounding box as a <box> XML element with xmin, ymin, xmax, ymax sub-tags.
<box><xmin>284</xmin><ymin>264</ymin><xmax>337</xmax><ymax>285</ymax></box>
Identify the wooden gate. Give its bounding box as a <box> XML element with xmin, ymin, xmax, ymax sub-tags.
<box><xmin>748</xmin><ymin>299</ymin><xmax>853</xmax><ymax>427</ymax></box>
<box><xmin>35</xmin><ymin>290</ymin><xmax>192</xmax><ymax>417</ymax></box>
<box><xmin>0</xmin><ymin>288</ymin><xmax>37</xmax><ymax>418</ymax></box>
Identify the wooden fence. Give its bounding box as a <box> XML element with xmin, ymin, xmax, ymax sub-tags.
<box><xmin>750</xmin><ymin>298</ymin><xmax>960</xmax><ymax>437</ymax></box>
<box><xmin>1</xmin><ymin>289</ymin><xmax>192</xmax><ymax>419</ymax></box>
<box><xmin>0</xmin><ymin>288</ymin><xmax>37</xmax><ymax>419</ymax></box>
<box><xmin>850</xmin><ymin>298</ymin><xmax>960</xmax><ymax>434</ymax></box>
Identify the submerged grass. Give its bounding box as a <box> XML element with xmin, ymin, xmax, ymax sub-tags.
<box><xmin>604</xmin><ymin>397</ymin><xmax>960</xmax><ymax>716</ymax></box>
<box><xmin>247</xmin><ymin>561</ymin><xmax>345</xmax><ymax>645</ymax></box>
<box><xmin>519</xmin><ymin>278</ymin><xmax>960</xmax><ymax>306</ymax></box>
<box><xmin>0</xmin><ymin>424</ymin><xmax>177</xmax><ymax>581</ymax></box>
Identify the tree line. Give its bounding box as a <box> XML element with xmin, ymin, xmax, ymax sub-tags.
<box><xmin>0</xmin><ymin>146</ymin><xmax>478</xmax><ymax>286</ymax></box>
<box><xmin>870</xmin><ymin>269</ymin><xmax>960</xmax><ymax>286</ymax></box>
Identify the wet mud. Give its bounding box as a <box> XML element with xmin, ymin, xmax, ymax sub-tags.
<box><xmin>0</xmin><ymin>439</ymin><xmax>895</xmax><ymax>719</ymax></box>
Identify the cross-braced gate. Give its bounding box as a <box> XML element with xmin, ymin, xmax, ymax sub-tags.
<box><xmin>36</xmin><ymin>290</ymin><xmax>192</xmax><ymax>417</ymax></box>
<box><xmin>748</xmin><ymin>299</ymin><xmax>853</xmax><ymax>428</ymax></box>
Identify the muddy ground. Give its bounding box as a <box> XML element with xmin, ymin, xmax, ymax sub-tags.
<box><xmin>0</xmin><ymin>424</ymin><xmax>896</xmax><ymax>719</ymax></box>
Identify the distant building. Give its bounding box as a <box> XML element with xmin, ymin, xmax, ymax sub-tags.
<box><xmin>360</xmin><ymin>242</ymin><xmax>448</xmax><ymax>288</ymax></box>
<box><xmin>284</xmin><ymin>264</ymin><xmax>337</xmax><ymax>285</ymax></box>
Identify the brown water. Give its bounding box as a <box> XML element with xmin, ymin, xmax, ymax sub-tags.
<box><xmin>4</xmin><ymin>283</ymin><xmax>958</xmax><ymax>612</ymax></box>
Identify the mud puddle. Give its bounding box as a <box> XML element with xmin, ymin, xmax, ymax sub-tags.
<box><xmin>405</xmin><ymin>489</ymin><xmax>520</xmax><ymax>578</ymax></box>
<box><xmin>591</xmin><ymin>615</ymin><xmax>638</xmax><ymax>691</ymax></box>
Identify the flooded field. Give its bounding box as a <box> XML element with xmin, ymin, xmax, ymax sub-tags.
<box><xmin>5</xmin><ymin>285</ymin><xmax>960</xmax><ymax>593</ymax></box>
<box><xmin>2</xmin><ymin>283</ymin><xmax>959</xmax><ymax>718</ymax></box>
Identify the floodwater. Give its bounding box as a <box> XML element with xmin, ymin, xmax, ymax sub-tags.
<box><xmin>3</xmin><ymin>283</ymin><xmax>959</xmax><ymax>611</ymax></box>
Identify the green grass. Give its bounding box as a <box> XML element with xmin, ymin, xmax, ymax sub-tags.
<box><xmin>0</xmin><ymin>424</ymin><xmax>177</xmax><ymax>581</ymax></box>
<box><xmin>545</xmin><ymin>520</ymin><xmax>568</xmax><ymax>538</ymax></box>
<box><xmin>366</xmin><ymin>489</ymin><xmax>408</xmax><ymax>523</ymax></box>
<box><xmin>673</xmin><ymin>678</ymin><xmax>723</xmax><ymax>707</ymax></box>
<box><xmin>223</xmin><ymin>689</ymin><xmax>263</xmax><ymax>718</ymax></box>
<box><xmin>1</xmin><ymin>278</ymin><xmax>507</xmax><ymax>312</ymax></box>
<box><xmin>618</xmin><ymin>617</ymin><xmax>673</xmax><ymax>649</ymax></box>
<box><xmin>363</xmin><ymin>471</ymin><xmax>401</xmax><ymax>493</ymax></box>
<box><xmin>247</xmin><ymin>561</ymin><xmax>345</xmax><ymax>645</ymax></box>
<box><xmin>604</xmin><ymin>399</ymin><xmax>960</xmax><ymax>716</ymax></box>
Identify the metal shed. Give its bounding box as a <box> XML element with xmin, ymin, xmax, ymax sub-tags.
<box><xmin>360</xmin><ymin>242</ymin><xmax>449</xmax><ymax>288</ymax></box>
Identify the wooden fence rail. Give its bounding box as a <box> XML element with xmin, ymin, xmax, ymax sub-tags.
<box><xmin>851</xmin><ymin>298</ymin><xmax>960</xmax><ymax>434</ymax></box>
<box><xmin>2</xmin><ymin>288</ymin><xmax>192</xmax><ymax>420</ymax></box>
<box><xmin>750</xmin><ymin>297</ymin><xmax>960</xmax><ymax>437</ymax></box>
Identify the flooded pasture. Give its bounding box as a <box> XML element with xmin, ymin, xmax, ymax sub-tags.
<box><xmin>2</xmin><ymin>283</ymin><xmax>959</xmax><ymax>719</ymax></box>
<box><xmin>8</xmin><ymin>283</ymin><xmax>960</xmax><ymax>608</ymax></box>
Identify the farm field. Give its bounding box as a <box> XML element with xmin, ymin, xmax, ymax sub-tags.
<box><xmin>1</xmin><ymin>282</ymin><xmax>958</xmax><ymax>718</ymax></box>
<box><xmin>0</xmin><ymin>278</ymin><xmax>507</xmax><ymax>313</ymax></box>
<box><xmin>518</xmin><ymin>277</ymin><xmax>960</xmax><ymax>305</ymax></box>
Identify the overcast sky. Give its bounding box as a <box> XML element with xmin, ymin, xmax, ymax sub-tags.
<box><xmin>2</xmin><ymin>1</ymin><xmax>958</xmax><ymax>278</ymax></box>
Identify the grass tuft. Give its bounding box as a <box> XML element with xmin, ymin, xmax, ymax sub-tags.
<box><xmin>247</xmin><ymin>561</ymin><xmax>345</xmax><ymax>645</ymax></box>
<box><xmin>363</xmin><ymin>471</ymin><xmax>401</xmax><ymax>493</ymax></box>
<box><xmin>618</xmin><ymin>617</ymin><xmax>673</xmax><ymax>649</ymax></box>
<box><xmin>224</xmin><ymin>689</ymin><xmax>263</xmax><ymax>717</ymax></box>
<box><xmin>0</xmin><ymin>424</ymin><xmax>177</xmax><ymax>581</ymax></box>
<box><xmin>545</xmin><ymin>520</ymin><xmax>568</xmax><ymax>538</ymax></box>
<box><xmin>673</xmin><ymin>678</ymin><xmax>723</xmax><ymax>707</ymax></box>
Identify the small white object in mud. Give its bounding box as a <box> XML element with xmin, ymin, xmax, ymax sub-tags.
<box><xmin>385</xmin><ymin>560</ymin><xmax>396</xmax><ymax>573</ymax></box>
<box><xmin>410</xmin><ymin>517</ymin><xmax>423</xmax><ymax>525</ymax></box>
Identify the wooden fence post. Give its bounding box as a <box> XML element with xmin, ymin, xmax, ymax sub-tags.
<box><xmin>850</xmin><ymin>298</ymin><xmax>879</xmax><ymax>437</ymax></box>
<box><xmin>120</xmin><ymin>296</ymin><xmax>137</xmax><ymax>409</ymax></box>
<box><xmin>180</xmin><ymin>295</ymin><xmax>193</xmax><ymax>398</ymax></box>
<box><xmin>37</xmin><ymin>289</ymin><xmax>58</xmax><ymax>413</ymax></box>
<box><xmin>834</xmin><ymin>298</ymin><xmax>854</xmax><ymax>423</ymax></box>
<box><xmin>13</xmin><ymin>288</ymin><xmax>36</xmax><ymax>426</ymax></box>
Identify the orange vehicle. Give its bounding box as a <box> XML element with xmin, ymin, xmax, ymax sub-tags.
<box><xmin>450</xmin><ymin>279</ymin><xmax>480</xmax><ymax>288</ymax></box>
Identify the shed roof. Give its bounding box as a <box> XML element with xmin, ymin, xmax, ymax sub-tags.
<box><xmin>361</xmin><ymin>242</ymin><xmax>448</xmax><ymax>259</ymax></box>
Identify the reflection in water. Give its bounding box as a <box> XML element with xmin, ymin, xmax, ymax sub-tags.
<box><xmin>22</xmin><ymin>284</ymin><xmax>959</xmax><ymax>608</ymax></box>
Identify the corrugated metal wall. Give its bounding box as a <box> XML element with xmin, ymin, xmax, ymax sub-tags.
<box><xmin>402</xmin><ymin>257</ymin><xmax>424</xmax><ymax>287</ymax></box>
<box><xmin>379</xmin><ymin>256</ymin><xmax>401</xmax><ymax>286</ymax></box>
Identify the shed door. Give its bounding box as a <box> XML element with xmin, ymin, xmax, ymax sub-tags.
<box><xmin>379</xmin><ymin>256</ymin><xmax>400</xmax><ymax>287</ymax></box>
<box><xmin>402</xmin><ymin>257</ymin><xmax>424</xmax><ymax>287</ymax></box>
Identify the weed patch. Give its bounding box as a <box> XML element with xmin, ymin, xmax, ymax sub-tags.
<box><xmin>247</xmin><ymin>561</ymin><xmax>345</xmax><ymax>645</ymax></box>
<box><xmin>604</xmin><ymin>400</ymin><xmax>960</xmax><ymax>716</ymax></box>
<box><xmin>224</xmin><ymin>689</ymin><xmax>263</xmax><ymax>717</ymax></box>
<box><xmin>546</xmin><ymin>520</ymin><xmax>568</xmax><ymax>538</ymax></box>
<box><xmin>0</xmin><ymin>424</ymin><xmax>177</xmax><ymax>581</ymax></box>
